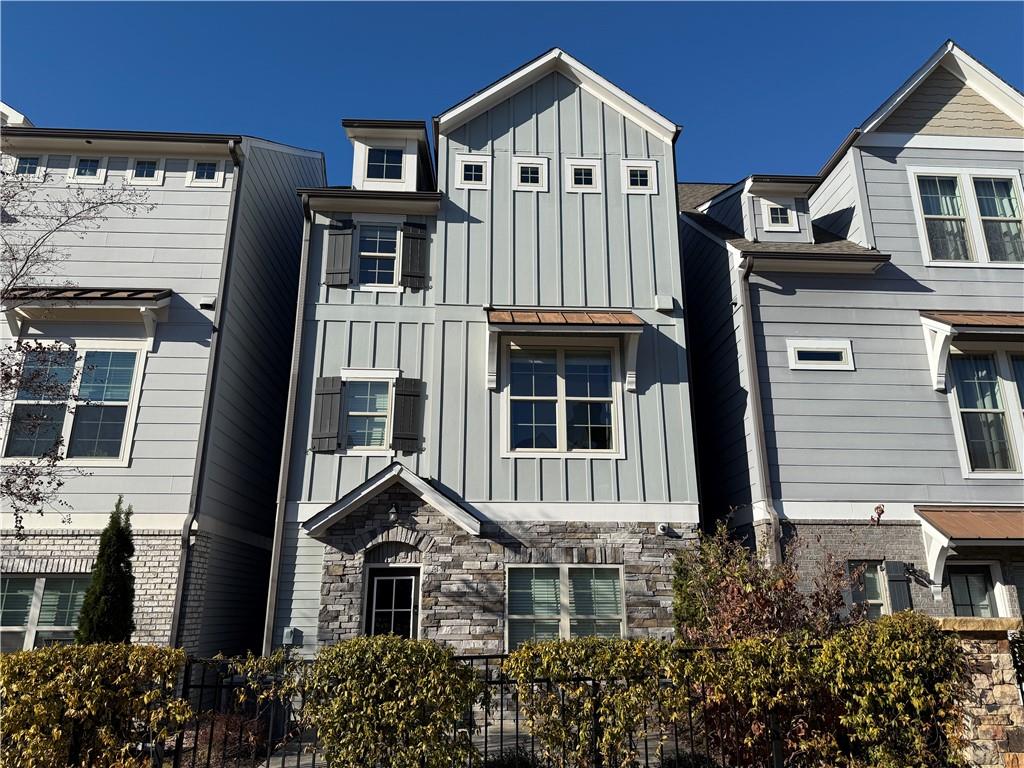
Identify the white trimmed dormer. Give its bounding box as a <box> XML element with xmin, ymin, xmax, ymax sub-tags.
<box><xmin>697</xmin><ymin>175</ymin><xmax>817</xmax><ymax>244</ymax></box>
<box><xmin>343</xmin><ymin>119</ymin><xmax>434</xmax><ymax>192</ymax></box>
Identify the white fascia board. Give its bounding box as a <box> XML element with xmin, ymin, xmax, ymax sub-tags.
<box><xmin>860</xmin><ymin>41</ymin><xmax>1024</xmax><ymax>133</ymax></box>
<box><xmin>437</xmin><ymin>49</ymin><xmax>678</xmax><ymax>144</ymax></box>
<box><xmin>856</xmin><ymin>133</ymin><xmax>1024</xmax><ymax>152</ymax></box>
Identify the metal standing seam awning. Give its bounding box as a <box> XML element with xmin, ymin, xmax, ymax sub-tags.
<box><xmin>485</xmin><ymin>308</ymin><xmax>646</xmax><ymax>391</ymax></box>
<box><xmin>919</xmin><ymin>310</ymin><xmax>1024</xmax><ymax>391</ymax></box>
<box><xmin>915</xmin><ymin>505</ymin><xmax>1024</xmax><ymax>600</ymax></box>
<box><xmin>3</xmin><ymin>286</ymin><xmax>173</xmax><ymax>349</ymax></box>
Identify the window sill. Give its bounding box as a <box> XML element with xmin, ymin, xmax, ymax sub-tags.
<box><xmin>501</xmin><ymin>449</ymin><xmax>625</xmax><ymax>460</ymax></box>
<box><xmin>923</xmin><ymin>259</ymin><xmax>1024</xmax><ymax>268</ymax></box>
<box><xmin>961</xmin><ymin>470</ymin><xmax>1024</xmax><ymax>480</ymax></box>
<box><xmin>355</xmin><ymin>285</ymin><xmax>404</xmax><ymax>294</ymax></box>
<box><xmin>338</xmin><ymin>448</ymin><xmax>395</xmax><ymax>458</ymax></box>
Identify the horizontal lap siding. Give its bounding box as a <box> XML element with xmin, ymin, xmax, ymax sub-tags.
<box><xmin>272</xmin><ymin>519</ymin><xmax>324</xmax><ymax>655</ymax></box>
<box><xmin>809</xmin><ymin>153</ymin><xmax>865</xmax><ymax>243</ymax></box>
<box><xmin>755</xmin><ymin>145</ymin><xmax>1024</xmax><ymax>505</ymax></box>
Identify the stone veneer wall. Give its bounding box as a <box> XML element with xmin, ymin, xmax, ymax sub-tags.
<box><xmin>0</xmin><ymin>528</ymin><xmax>180</xmax><ymax>645</ymax></box>
<box><xmin>318</xmin><ymin>485</ymin><xmax>698</xmax><ymax>654</ymax></box>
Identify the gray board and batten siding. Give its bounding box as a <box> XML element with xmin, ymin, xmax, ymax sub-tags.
<box><xmin>272</xmin><ymin>69</ymin><xmax>701</xmax><ymax>652</ymax></box>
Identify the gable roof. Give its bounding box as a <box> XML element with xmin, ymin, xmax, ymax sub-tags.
<box><xmin>302</xmin><ymin>463</ymin><xmax>481</xmax><ymax>537</ymax></box>
<box><xmin>859</xmin><ymin>39</ymin><xmax>1024</xmax><ymax>134</ymax></box>
<box><xmin>435</xmin><ymin>48</ymin><xmax>680</xmax><ymax>144</ymax></box>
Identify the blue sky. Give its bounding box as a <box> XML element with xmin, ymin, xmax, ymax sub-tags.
<box><xmin>3</xmin><ymin>2</ymin><xmax>1021</xmax><ymax>185</ymax></box>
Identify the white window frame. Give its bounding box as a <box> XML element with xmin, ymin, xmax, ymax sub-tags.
<box><xmin>512</xmin><ymin>155</ymin><xmax>549</xmax><ymax>193</ymax></box>
<box><xmin>364</xmin><ymin>145</ymin><xmax>406</xmax><ymax>184</ymax></box>
<box><xmin>362</xmin><ymin>565</ymin><xmax>422</xmax><ymax>639</ymax></box>
<box><xmin>67</xmin><ymin>156</ymin><xmax>108</xmax><ymax>185</ymax></box>
<box><xmin>0</xmin><ymin>338</ymin><xmax>148</xmax><ymax>468</ymax></box>
<box><xmin>1</xmin><ymin>574</ymin><xmax>89</xmax><ymax>651</ymax></box>
<box><xmin>505</xmin><ymin>564</ymin><xmax>626</xmax><ymax>651</ymax></box>
<box><xmin>126</xmin><ymin>157</ymin><xmax>165</xmax><ymax>186</ymax></box>
<box><xmin>338</xmin><ymin>368</ymin><xmax>399</xmax><ymax>456</ymax></box>
<box><xmin>186</xmin><ymin>158</ymin><xmax>225</xmax><ymax>188</ymax></box>
<box><xmin>499</xmin><ymin>337</ymin><xmax>624</xmax><ymax>459</ymax></box>
<box><xmin>354</xmin><ymin>215</ymin><xmax>405</xmax><ymax>293</ymax></box>
<box><xmin>946</xmin><ymin>560</ymin><xmax>1011</xmax><ymax>618</ymax></box>
<box><xmin>10</xmin><ymin>153</ymin><xmax>46</xmax><ymax>181</ymax></box>
<box><xmin>454</xmin><ymin>153</ymin><xmax>491</xmax><ymax>191</ymax></box>
<box><xmin>620</xmin><ymin>159</ymin><xmax>658</xmax><ymax>195</ymax></box>
<box><xmin>907</xmin><ymin>166</ymin><xmax>1024</xmax><ymax>268</ymax></box>
<box><xmin>848</xmin><ymin>560</ymin><xmax>889</xmax><ymax>618</ymax></box>
<box><xmin>565</xmin><ymin>158</ymin><xmax>603</xmax><ymax>194</ymax></box>
<box><xmin>945</xmin><ymin>346</ymin><xmax>1024</xmax><ymax>480</ymax></box>
<box><xmin>786</xmin><ymin>338</ymin><xmax>855</xmax><ymax>371</ymax></box>
<box><xmin>760</xmin><ymin>196</ymin><xmax>800</xmax><ymax>233</ymax></box>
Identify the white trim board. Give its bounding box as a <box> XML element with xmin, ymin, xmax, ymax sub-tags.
<box><xmin>437</xmin><ymin>48</ymin><xmax>678</xmax><ymax>144</ymax></box>
<box><xmin>856</xmin><ymin>133</ymin><xmax>1024</xmax><ymax>151</ymax></box>
<box><xmin>465</xmin><ymin>502</ymin><xmax>700</xmax><ymax>524</ymax></box>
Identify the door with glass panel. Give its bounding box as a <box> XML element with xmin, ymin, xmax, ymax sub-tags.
<box><xmin>365</xmin><ymin>568</ymin><xmax>419</xmax><ymax>639</ymax></box>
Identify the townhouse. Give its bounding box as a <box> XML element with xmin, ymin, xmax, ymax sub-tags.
<box><xmin>0</xmin><ymin>104</ymin><xmax>325</xmax><ymax>655</ymax></box>
<box><xmin>264</xmin><ymin>49</ymin><xmax>701</xmax><ymax>655</ymax></box>
<box><xmin>680</xmin><ymin>41</ymin><xmax>1024</xmax><ymax>619</ymax></box>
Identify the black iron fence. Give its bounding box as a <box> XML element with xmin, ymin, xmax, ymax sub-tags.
<box><xmin>157</xmin><ymin>653</ymin><xmax>792</xmax><ymax>768</ymax></box>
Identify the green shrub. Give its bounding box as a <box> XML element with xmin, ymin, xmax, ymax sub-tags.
<box><xmin>813</xmin><ymin>612</ymin><xmax>969</xmax><ymax>768</ymax></box>
<box><xmin>0</xmin><ymin>643</ymin><xmax>190</xmax><ymax>767</ymax></box>
<box><xmin>77</xmin><ymin>496</ymin><xmax>136</xmax><ymax>644</ymax></box>
<box><xmin>502</xmin><ymin>637</ymin><xmax>671</xmax><ymax>768</ymax></box>
<box><xmin>302</xmin><ymin>635</ymin><xmax>479</xmax><ymax>768</ymax></box>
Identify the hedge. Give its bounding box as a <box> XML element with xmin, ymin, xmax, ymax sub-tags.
<box><xmin>0</xmin><ymin>643</ymin><xmax>190</xmax><ymax>768</ymax></box>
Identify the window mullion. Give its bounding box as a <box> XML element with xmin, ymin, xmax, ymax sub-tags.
<box><xmin>556</xmin><ymin>350</ymin><xmax>566</xmax><ymax>452</ymax></box>
<box><xmin>25</xmin><ymin>577</ymin><xmax>44</xmax><ymax>651</ymax></box>
<box><xmin>559</xmin><ymin>566</ymin><xmax>571</xmax><ymax>640</ymax></box>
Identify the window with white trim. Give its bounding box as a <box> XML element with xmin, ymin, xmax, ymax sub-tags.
<box><xmin>948</xmin><ymin>565</ymin><xmax>997</xmax><ymax>617</ymax></box>
<box><xmin>3</xmin><ymin>344</ymin><xmax>144</xmax><ymax>465</ymax></box>
<box><xmin>507</xmin><ymin>565</ymin><xmax>624</xmax><ymax>649</ymax></box>
<box><xmin>187</xmin><ymin>159</ymin><xmax>224</xmax><ymax>188</ymax></box>
<box><xmin>759</xmin><ymin>196</ymin><xmax>800</xmax><ymax>233</ymax></box>
<box><xmin>1</xmin><ymin>575</ymin><xmax>88</xmax><ymax>652</ymax></box>
<box><xmin>565</xmin><ymin>159</ymin><xmax>602</xmax><ymax>193</ymax></box>
<box><xmin>357</xmin><ymin>223</ymin><xmax>400</xmax><ymax>286</ymax></box>
<box><xmin>507</xmin><ymin>345</ymin><xmax>618</xmax><ymax>454</ymax></box>
<box><xmin>455</xmin><ymin>154</ymin><xmax>491</xmax><ymax>190</ymax></box>
<box><xmin>365</xmin><ymin>567</ymin><xmax>419</xmax><ymax>638</ymax></box>
<box><xmin>512</xmin><ymin>156</ymin><xmax>549</xmax><ymax>192</ymax></box>
<box><xmin>366</xmin><ymin>148</ymin><xmax>404</xmax><ymax>181</ymax></box>
<box><xmin>849</xmin><ymin>560</ymin><xmax>886</xmax><ymax>619</ymax></box>
<box><xmin>620</xmin><ymin>159</ymin><xmax>657</xmax><ymax>194</ymax></box>
<box><xmin>68</xmin><ymin>156</ymin><xmax>107</xmax><ymax>184</ymax></box>
<box><xmin>786</xmin><ymin>339</ymin><xmax>855</xmax><ymax>371</ymax></box>
<box><xmin>973</xmin><ymin>177</ymin><xmax>1024</xmax><ymax>263</ymax></box>
<box><xmin>948</xmin><ymin>353</ymin><xmax>1020</xmax><ymax>473</ymax></box>
<box><xmin>127</xmin><ymin>158</ymin><xmax>164</xmax><ymax>186</ymax></box>
<box><xmin>14</xmin><ymin>156</ymin><xmax>41</xmax><ymax>176</ymax></box>
<box><xmin>917</xmin><ymin>175</ymin><xmax>971</xmax><ymax>261</ymax></box>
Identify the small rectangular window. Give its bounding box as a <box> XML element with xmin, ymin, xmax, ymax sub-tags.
<box><xmin>344</xmin><ymin>379</ymin><xmax>391</xmax><ymax>448</ymax></box>
<box><xmin>134</xmin><ymin>160</ymin><xmax>156</xmax><ymax>178</ymax></box>
<box><xmin>76</xmin><ymin>158</ymin><xmax>99</xmax><ymax>177</ymax></box>
<box><xmin>357</xmin><ymin>224</ymin><xmax>399</xmax><ymax>286</ymax></box>
<box><xmin>194</xmin><ymin>162</ymin><xmax>217</xmax><ymax>181</ymax></box>
<box><xmin>949</xmin><ymin>355</ymin><xmax>1015</xmax><ymax>472</ymax></box>
<box><xmin>973</xmin><ymin>177</ymin><xmax>1024</xmax><ymax>263</ymax></box>
<box><xmin>948</xmin><ymin>566</ymin><xmax>997</xmax><ymax>617</ymax></box>
<box><xmin>15</xmin><ymin>157</ymin><xmax>39</xmax><ymax>175</ymax></box>
<box><xmin>849</xmin><ymin>560</ymin><xmax>885</xmax><ymax>619</ymax></box>
<box><xmin>507</xmin><ymin>566</ymin><xmax>623</xmax><ymax>649</ymax></box>
<box><xmin>366</xmin><ymin>148</ymin><xmax>403</xmax><ymax>180</ymax></box>
<box><xmin>786</xmin><ymin>339</ymin><xmax>855</xmax><ymax>371</ymax></box>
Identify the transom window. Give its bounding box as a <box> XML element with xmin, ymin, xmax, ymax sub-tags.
<box><xmin>366</xmin><ymin>148</ymin><xmax>403</xmax><ymax>180</ymax></box>
<box><xmin>948</xmin><ymin>354</ymin><xmax>1017</xmax><ymax>472</ymax></box>
<box><xmin>786</xmin><ymin>339</ymin><xmax>855</xmax><ymax>371</ymax></box>
<box><xmin>358</xmin><ymin>224</ymin><xmax>399</xmax><ymax>285</ymax></box>
<box><xmin>194</xmin><ymin>161</ymin><xmax>218</xmax><ymax>181</ymax></box>
<box><xmin>974</xmin><ymin>177</ymin><xmax>1024</xmax><ymax>263</ymax></box>
<box><xmin>508</xmin><ymin>347</ymin><xmax>616</xmax><ymax>453</ymax></box>
<box><xmin>4</xmin><ymin>346</ymin><xmax>141</xmax><ymax>463</ymax></box>
<box><xmin>365</xmin><ymin>567</ymin><xmax>419</xmax><ymax>638</ymax></box>
<box><xmin>15</xmin><ymin>156</ymin><xmax>39</xmax><ymax>175</ymax></box>
<box><xmin>1</xmin><ymin>575</ymin><xmax>88</xmax><ymax>652</ymax></box>
<box><xmin>134</xmin><ymin>160</ymin><xmax>157</xmax><ymax>178</ymax></box>
<box><xmin>917</xmin><ymin>175</ymin><xmax>971</xmax><ymax>261</ymax></box>
<box><xmin>507</xmin><ymin>566</ymin><xmax>624</xmax><ymax>649</ymax></box>
<box><xmin>948</xmin><ymin>566</ymin><xmax>997</xmax><ymax>618</ymax></box>
<box><xmin>344</xmin><ymin>379</ymin><xmax>391</xmax><ymax>448</ymax></box>
<box><xmin>849</xmin><ymin>560</ymin><xmax>885</xmax><ymax>619</ymax></box>
<box><xmin>519</xmin><ymin>165</ymin><xmax>541</xmax><ymax>186</ymax></box>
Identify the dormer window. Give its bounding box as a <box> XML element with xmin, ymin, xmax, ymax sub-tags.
<box><xmin>455</xmin><ymin>154</ymin><xmax>491</xmax><ymax>190</ymax></box>
<box><xmin>760</xmin><ymin>197</ymin><xmax>799</xmax><ymax>232</ymax></box>
<box><xmin>769</xmin><ymin>206</ymin><xmax>790</xmax><ymax>226</ymax></box>
<box><xmin>366</xmin><ymin>148</ymin><xmax>403</xmax><ymax>181</ymax></box>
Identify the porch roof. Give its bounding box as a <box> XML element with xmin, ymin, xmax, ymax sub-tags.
<box><xmin>916</xmin><ymin>506</ymin><xmax>1024</xmax><ymax>541</ymax></box>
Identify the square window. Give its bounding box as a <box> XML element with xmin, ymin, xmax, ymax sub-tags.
<box><xmin>463</xmin><ymin>163</ymin><xmax>485</xmax><ymax>183</ymax></box>
<box><xmin>628</xmin><ymin>168</ymin><xmax>649</xmax><ymax>188</ymax></box>
<box><xmin>194</xmin><ymin>162</ymin><xmax>218</xmax><ymax>181</ymax></box>
<box><xmin>76</xmin><ymin>158</ymin><xmax>99</xmax><ymax>177</ymax></box>
<box><xmin>769</xmin><ymin>206</ymin><xmax>790</xmax><ymax>225</ymax></box>
<box><xmin>519</xmin><ymin>165</ymin><xmax>541</xmax><ymax>186</ymax></box>
<box><xmin>573</xmin><ymin>167</ymin><xmax>594</xmax><ymax>187</ymax></box>
<box><xmin>366</xmin><ymin>148</ymin><xmax>403</xmax><ymax>180</ymax></box>
<box><xmin>134</xmin><ymin>160</ymin><xmax>157</xmax><ymax>179</ymax></box>
<box><xmin>15</xmin><ymin>157</ymin><xmax>39</xmax><ymax>175</ymax></box>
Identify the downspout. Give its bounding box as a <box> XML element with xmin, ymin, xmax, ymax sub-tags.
<box><xmin>737</xmin><ymin>254</ymin><xmax>782</xmax><ymax>564</ymax></box>
<box><xmin>168</xmin><ymin>139</ymin><xmax>245</xmax><ymax>647</ymax></box>
<box><xmin>262</xmin><ymin>194</ymin><xmax>313</xmax><ymax>654</ymax></box>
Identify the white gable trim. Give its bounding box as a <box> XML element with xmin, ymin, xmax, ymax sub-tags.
<box><xmin>860</xmin><ymin>40</ymin><xmax>1024</xmax><ymax>133</ymax></box>
<box><xmin>437</xmin><ymin>49</ymin><xmax>678</xmax><ymax>144</ymax></box>
<box><xmin>302</xmin><ymin>463</ymin><xmax>482</xmax><ymax>537</ymax></box>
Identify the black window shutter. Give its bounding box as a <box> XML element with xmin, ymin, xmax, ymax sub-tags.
<box><xmin>311</xmin><ymin>376</ymin><xmax>344</xmax><ymax>452</ymax></box>
<box><xmin>390</xmin><ymin>377</ymin><xmax>423</xmax><ymax>453</ymax></box>
<box><xmin>398</xmin><ymin>223</ymin><xmax>429</xmax><ymax>290</ymax></box>
<box><xmin>325</xmin><ymin>220</ymin><xmax>355</xmax><ymax>287</ymax></box>
<box><xmin>882</xmin><ymin>560</ymin><xmax>913</xmax><ymax>613</ymax></box>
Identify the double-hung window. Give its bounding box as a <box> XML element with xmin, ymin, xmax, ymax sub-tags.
<box><xmin>507</xmin><ymin>345</ymin><xmax>618</xmax><ymax>454</ymax></box>
<box><xmin>357</xmin><ymin>224</ymin><xmax>399</xmax><ymax>286</ymax></box>
<box><xmin>3</xmin><ymin>345</ymin><xmax>143</xmax><ymax>465</ymax></box>
<box><xmin>1</xmin><ymin>575</ymin><xmax>88</xmax><ymax>652</ymax></box>
<box><xmin>948</xmin><ymin>354</ymin><xmax>1017</xmax><ymax>472</ymax></box>
<box><xmin>507</xmin><ymin>566</ymin><xmax>624</xmax><ymax>649</ymax></box>
<box><xmin>343</xmin><ymin>379</ymin><xmax>391</xmax><ymax>449</ymax></box>
<box><xmin>974</xmin><ymin>177</ymin><xmax>1024</xmax><ymax>263</ymax></box>
<box><xmin>917</xmin><ymin>175</ymin><xmax>971</xmax><ymax>261</ymax></box>
<box><xmin>849</xmin><ymin>560</ymin><xmax>886</xmax><ymax>619</ymax></box>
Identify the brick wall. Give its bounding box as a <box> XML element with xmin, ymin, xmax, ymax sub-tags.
<box><xmin>175</xmin><ymin>529</ymin><xmax>211</xmax><ymax>654</ymax></box>
<box><xmin>317</xmin><ymin>486</ymin><xmax>697</xmax><ymax>654</ymax></box>
<box><xmin>1</xmin><ymin>528</ymin><xmax>181</xmax><ymax>645</ymax></box>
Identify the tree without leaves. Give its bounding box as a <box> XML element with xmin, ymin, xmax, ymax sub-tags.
<box><xmin>76</xmin><ymin>495</ymin><xmax>136</xmax><ymax>644</ymax></box>
<box><xmin>1</xmin><ymin>165</ymin><xmax>153</xmax><ymax>535</ymax></box>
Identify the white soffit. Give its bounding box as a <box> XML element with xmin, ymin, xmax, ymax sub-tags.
<box><xmin>437</xmin><ymin>49</ymin><xmax>679</xmax><ymax>144</ymax></box>
<box><xmin>859</xmin><ymin>40</ymin><xmax>1024</xmax><ymax>133</ymax></box>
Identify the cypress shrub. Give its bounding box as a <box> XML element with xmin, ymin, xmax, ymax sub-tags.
<box><xmin>76</xmin><ymin>495</ymin><xmax>136</xmax><ymax>644</ymax></box>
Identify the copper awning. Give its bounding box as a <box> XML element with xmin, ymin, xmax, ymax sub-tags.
<box><xmin>487</xmin><ymin>309</ymin><xmax>643</xmax><ymax>326</ymax></box>
<box><xmin>916</xmin><ymin>506</ymin><xmax>1024</xmax><ymax>541</ymax></box>
<box><xmin>919</xmin><ymin>310</ymin><xmax>1024</xmax><ymax>329</ymax></box>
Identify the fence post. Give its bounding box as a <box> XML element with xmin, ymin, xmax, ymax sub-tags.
<box><xmin>768</xmin><ymin>713</ymin><xmax>784</xmax><ymax>768</ymax></box>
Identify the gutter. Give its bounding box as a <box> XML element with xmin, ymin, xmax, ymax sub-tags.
<box><xmin>262</xmin><ymin>193</ymin><xmax>314</xmax><ymax>654</ymax></box>
<box><xmin>167</xmin><ymin>139</ymin><xmax>245</xmax><ymax>647</ymax></box>
<box><xmin>737</xmin><ymin>255</ymin><xmax>782</xmax><ymax>564</ymax></box>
